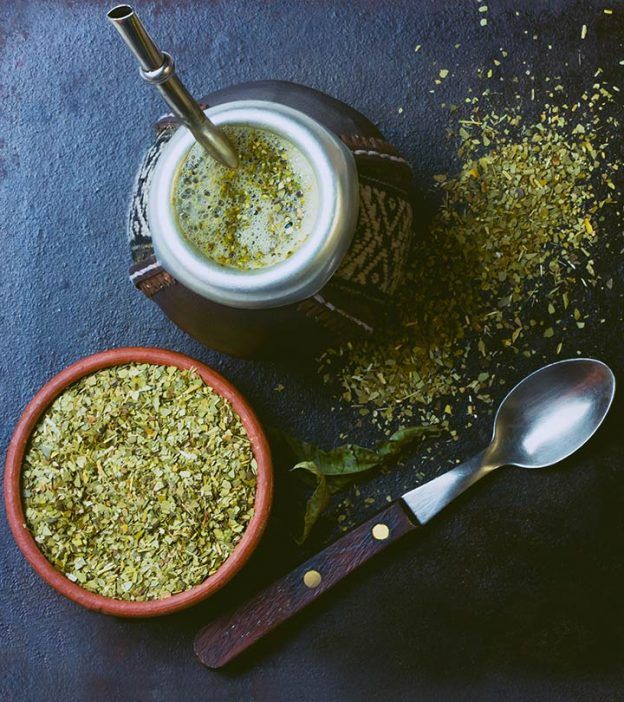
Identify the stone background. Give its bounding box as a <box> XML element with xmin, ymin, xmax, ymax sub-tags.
<box><xmin>1</xmin><ymin>1</ymin><xmax>624</xmax><ymax>700</ymax></box>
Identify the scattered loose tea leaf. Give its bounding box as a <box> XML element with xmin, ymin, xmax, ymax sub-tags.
<box><xmin>320</xmin><ymin>75</ymin><xmax>619</xmax><ymax>433</ymax></box>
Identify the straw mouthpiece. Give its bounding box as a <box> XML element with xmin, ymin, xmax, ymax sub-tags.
<box><xmin>107</xmin><ymin>4</ymin><xmax>239</xmax><ymax>169</ymax></box>
<box><xmin>107</xmin><ymin>5</ymin><xmax>134</xmax><ymax>22</ymax></box>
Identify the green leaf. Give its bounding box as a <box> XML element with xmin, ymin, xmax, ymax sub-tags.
<box><xmin>377</xmin><ymin>426</ymin><xmax>437</xmax><ymax>460</ymax></box>
<box><xmin>280</xmin><ymin>424</ymin><xmax>438</xmax><ymax>542</ymax></box>
<box><xmin>284</xmin><ymin>425</ymin><xmax>438</xmax><ymax>477</ymax></box>
<box><xmin>290</xmin><ymin>462</ymin><xmax>330</xmax><ymax>545</ymax></box>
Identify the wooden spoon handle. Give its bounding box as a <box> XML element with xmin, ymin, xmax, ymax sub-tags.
<box><xmin>194</xmin><ymin>500</ymin><xmax>419</xmax><ymax>668</ymax></box>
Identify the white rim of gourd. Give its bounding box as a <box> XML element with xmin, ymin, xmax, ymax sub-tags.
<box><xmin>148</xmin><ymin>100</ymin><xmax>359</xmax><ymax>309</ymax></box>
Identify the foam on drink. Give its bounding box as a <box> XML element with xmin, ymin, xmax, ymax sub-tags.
<box><xmin>173</xmin><ymin>125</ymin><xmax>318</xmax><ymax>270</ymax></box>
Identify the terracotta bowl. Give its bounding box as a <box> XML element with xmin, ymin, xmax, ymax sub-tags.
<box><xmin>4</xmin><ymin>347</ymin><xmax>272</xmax><ymax>617</ymax></box>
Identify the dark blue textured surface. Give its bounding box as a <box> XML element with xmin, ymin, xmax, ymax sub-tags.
<box><xmin>2</xmin><ymin>2</ymin><xmax>624</xmax><ymax>700</ymax></box>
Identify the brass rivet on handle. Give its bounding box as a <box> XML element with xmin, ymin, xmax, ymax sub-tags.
<box><xmin>303</xmin><ymin>569</ymin><xmax>322</xmax><ymax>588</ymax></box>
<box><xmin>372</xmin><ymin>523</ymin><xmax>390</xmax><ymax>540</ymax></box>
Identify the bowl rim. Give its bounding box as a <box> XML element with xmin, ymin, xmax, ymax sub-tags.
<box><xmin>4</xmin><ymin>347</ymin><xmax>273</xmax><ymax>617</ymax></box>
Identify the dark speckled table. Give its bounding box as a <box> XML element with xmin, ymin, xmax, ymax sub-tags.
<box><xmin>2</xmin><ymin>1</ymin><xmax>624</xmax><ymax>700</ymax></box>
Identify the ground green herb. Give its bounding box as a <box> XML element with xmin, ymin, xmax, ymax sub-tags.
<box><xmin>22</xmin><ymin>364</ymin><xmax>257</xmax><ymax>601</ymax></box>
<box><xmin>320</xmin><ymin>83</ymin><xmax>619</xmax><ymax>432</ymax></box>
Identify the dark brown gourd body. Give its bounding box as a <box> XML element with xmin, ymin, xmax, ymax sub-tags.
<box><xmin>128</xmin><ymin>81</ymin><xmax>415</xmax><ymax>359</ymax></box>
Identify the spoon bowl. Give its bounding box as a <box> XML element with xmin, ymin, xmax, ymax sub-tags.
<box><xmin>489</xmin><ymin>358</ymin><xmax>616</xmax><ymax>468</ymax></box>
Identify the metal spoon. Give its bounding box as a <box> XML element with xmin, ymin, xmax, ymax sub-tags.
<box><xmin>107</xmin><ymin>5</ymin><xmax>238</xmax><ymax>168</ymax></box>
<box><xmin>195</xmin><ymin>358</ymin><xmax>616</xmax><ymax>668</ymax></box>
<box><xmin>403</xmin><ymin>357</ymin><xmax>615</xmax><ymax>522</ymax></box>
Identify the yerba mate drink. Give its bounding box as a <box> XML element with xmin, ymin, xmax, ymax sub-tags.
<box><xmin>173</xmin><ymin>126</ymin><xmax>318</xmax><ymax>271</ymax></box>
<box><xmin>129</xmin><ymin>81</ymin><xmax>415</xmax><ymax>358</ymax></box>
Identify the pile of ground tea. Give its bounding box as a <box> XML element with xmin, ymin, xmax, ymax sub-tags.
<box><xmin>320</xmin><ymin>86</ymin><xmax>620</xmax><ymax>431</ymax></box>
<box><xmin>22</xmin><ymin>364</ymin><xmax>257</xmax><ymax>601</ymax></box>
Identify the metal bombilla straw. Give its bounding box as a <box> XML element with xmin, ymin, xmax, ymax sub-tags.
<box><xmin>107</xmin><ymin>4</ymin><xmax>238</xmax><ymax>169</ymax></box>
